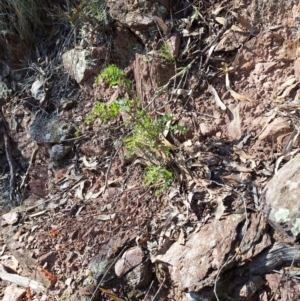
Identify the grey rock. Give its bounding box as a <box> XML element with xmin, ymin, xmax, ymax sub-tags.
<box><xmin>50</xmin><ymin>145</ymin><xmax>71</xmax><ymax>161</ymax></box>
<box><xmin>260</xmin><ymin>153</ymin><xmax>300</xmax><ymax>240</ymax></box>
<box><xmin>125</xmin><ymin>260</ymin><xmax>152</xmax><ymax>288</ymax></box>
<box><xmin>107</xmin><ymin>0</ymin><xmax>169</xmax><ymax>31</ymax></box>
<box><xmin>62</xmin><ymin>47</ymin><xmax>108</xmax><ymax>84</ymax></box>
<box><xmin>29</xmin><ymin>116</ymin><xmax>74</xmax><ymax>144</ymax></box>
<box><xmin>152</xmin><ymin>214</ymin><xmax>245</xmax><ymax>292</ymax></box>
<box><xmin>31</xmin><ymin>79</ymin><xmax>46</xmax><ymax>104</ymax></box>
<box><xmin>88</xmin><ymin>253</ymin><xmax>116</xmax><ymax>283</ymax></box>
<box><xmin>0</xmin><ymin>80</ymin><xmax>11</xmax><ymax>105</ymax></box>
<box><xmin>0</xmin><ymin>61</ymin><xmax>10</xmax><ymax>78</ymax></box>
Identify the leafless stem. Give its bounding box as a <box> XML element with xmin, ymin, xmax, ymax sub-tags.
<box><xmin>89</xmin><ymin>245</ymin><xmax>126</xmax><ymax>301</ymax></box>
<box><xmin>152</xmin><ymin>277</ymin><xmax>165</xmax><ymax>301</ymax></box>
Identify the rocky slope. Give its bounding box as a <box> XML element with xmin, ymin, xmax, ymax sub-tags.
<box><xmin>1</xmin><ymin>0</ymin><xmax>300</xmax><ymax>300</ymax></box>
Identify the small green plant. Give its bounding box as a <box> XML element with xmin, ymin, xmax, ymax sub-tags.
<box><xmin>75</xmin><ymin>128</ymin><xmax>82</xmax><ymax>137</ymax></box>
<box><xmin>125</xmin><ymin>112</ymin><xmax>186</xmax><ymax>161</ymax></box>
<box><xmin>95</xmin><ymin>64</ymin><xmax>131</xmax><ymax>88</ymax></box>
<box><xmin>84</xmin><ymin>99</ymin><xmax>132</xmax><ymax>125</ymax></box>
<box><xmin>143</xmin><ymin>165</ymin><xmax>173</xmax><ymax>195</ymax></box>
<box><xmin>80</xmin><ymin>98</ymin><xmax>185</xmax><ymax>196</ymax></box>
<box><xmin>159</xmin><ymin>42</ymin><xmax>174</xmax><ymax>62</ymax></box>
<box><xmin>125</xmin><ymin>112</ymin><xmax>169</xmax><ymax>160</ymax></box>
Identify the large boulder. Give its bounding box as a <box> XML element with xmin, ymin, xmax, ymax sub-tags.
<box><xmin>260</xmin><ymin>154</ymin><xmax>300</xmax><ymax>240</ymax></box>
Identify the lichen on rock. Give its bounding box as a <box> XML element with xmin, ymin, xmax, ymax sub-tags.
<box><xmin>29</xmin><ymin>115</ymin><xmax>75</xmax><ymax>144</ymax></box>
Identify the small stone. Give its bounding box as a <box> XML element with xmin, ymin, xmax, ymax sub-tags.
<box><xmin>238</xmin><ymin>276</ymin><xmax>264</xmax><ymax>298</ymax></box>
<box><xmin>50</xmin><ymin>145</ymin><xmax>71</xmax><ymax>161</ymax></box>
<box><xmin>3</xmin><ymin>285</ymin><xmax>25</xmax><ymax>301</ymax></box>
<box><xmin>125</xmin><ymin>260</ymin><xmax>152</xmax><ymax>288</ymax></box>
<box><xmin>2</xmin><ymin>212</ymin><xmax>19</xmax><ymax>225</ymax></box>
<box><xmin>167</xmin><ymin>33</ymin><xmax>180</xmax><ymax>57</ymax></box>
<box><xmin>115</xmin><ymin>246</ymin><xmax>144</xmax><ymax>277</ymax></box>
<box><xmin>31</xmin><ymin>79</ymin><xmax>46</xmax><ymax>103</ymax></box>
<box><xmin>29</xmin><ymin>116</ymin><xmax>74</xmax><ymax>144</ymax></box>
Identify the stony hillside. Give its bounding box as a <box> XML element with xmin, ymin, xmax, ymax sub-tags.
<box><xmin>1</xmin><ymin>0</ymin><xmax>300</xmax><ymax>300</ymax></box>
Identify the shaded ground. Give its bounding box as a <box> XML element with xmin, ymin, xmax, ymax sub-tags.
<box><xmin>1</xmin><ymin>0</ymin><xmax>300</xmax><ymax>300</ymax></box>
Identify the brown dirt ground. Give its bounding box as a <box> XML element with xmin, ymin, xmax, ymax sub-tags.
<box><xmin>1</xmin><ymin>0</ymin><xmax>300</xmax><ymax>300</ymax></box>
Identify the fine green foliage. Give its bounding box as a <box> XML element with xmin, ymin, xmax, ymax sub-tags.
<box><xmin>143</xmin><ymin>165</ymin><xmax>173</xmax><ymax>195</ymax></box>
<box><xmin>159</xmin><ymin>42</ymin><xmax>174</xmax><ymax>62</ymax></box>
<box><xmin>84</xmin><ymin>99</ymin><xmax>131</xmax><ymax>125</ymax></box>
<box><xmin>95</xmin><ymin>64</ymin><xmax>131</xmax><ymax>88</ymax></box>
<box><xmin>81</xmin><ymin>98</ymin><xmax>185</xmax><ymax>195</ymax></box>
<box><xmin>124</xmin><ymin>111</ymin><xmax>171</xmax><ymax>159</ymax></box>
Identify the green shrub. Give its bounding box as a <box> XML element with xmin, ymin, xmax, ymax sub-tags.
<box><xmin>143</xmin><ymin>165</ymin><xmax>173</xmax><ymax>195</ymax></box>
<box><xmin>124</xmin><ymin>112</ymin><xmax>172</xmax><ymax>160</ymax></box>
<box><xmin>84</xmin><ymin>99</ymin><xmax>130</xmax><ymax>125</ymax></box>
<box><xmin>95</xmin><ymin>64</ymin><xmax>131</xmax><ymax>88</ymax></box>
<box><xmin>80</xmin><ymin>98</ymin><xmax>185</xmax><ymax>196</ymax></box>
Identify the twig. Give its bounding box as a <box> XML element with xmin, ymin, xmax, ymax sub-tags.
<box><xmin>0</xmin><ymin>108</ymin><xmax>16</xmax><ymax>201</ymax></box>
<box><xmin>20</xmin><ymin>143</ymin><xmax>39</xmax><ymax>189</ymax></box>
<box><xmin>269</xmin><ymin>270</ymin><xmax>285</xmax><ymax>301</ymax></box>
<box><xmin>213</xmin><ymin>254</ymin><xmax>238</xmax><ymax>301</ymax></box>
<box><xmin>152</xmin><ymin>277</ymin><xmax>165</xmax><ymax>301</ymax></box>
<box><xmin>143</xmin><ymin>280</ymin><xmax>154</xmax><ymax>301</ymax></box>
<box><xmin>89</xmin><ymin>245</ymin><xmax>127</xmax><ymax>301</ymax></box>
<box><xmin>3</xmin><ymin>133</ymin><xmax>15</xmax><ymax>201</ymax></box>
<box><xmin>103</xmin><ymin>142</ymin><xmax>122</xmax><ymax>193</ymax></box>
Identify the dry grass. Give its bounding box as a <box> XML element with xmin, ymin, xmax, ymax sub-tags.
<box><xmin>0</xmin><ymin>0</ymin><xmax>50</xmax><ymax>39</ymax></box>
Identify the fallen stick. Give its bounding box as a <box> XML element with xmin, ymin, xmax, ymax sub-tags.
<box><xmin>0</xmin><ymin>264</ymin><xmax>45</xmax><ymax>292</ymax></box>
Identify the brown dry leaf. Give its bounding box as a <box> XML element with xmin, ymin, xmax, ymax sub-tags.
<box><xmin>49</xmin><ymin>229</ymin><xmax>59</xmax><ymax>237</ymax></box>
<box><xmin>212</xmin><ymin>6</ymin><xmax>224</xmax><ymax>16</ymax></box>
<box><xmin>85</xmin><ymin>177</ymin><xmax>123</xmax><ymax>199</ymax></box>
<box><xmin>208</xmin><ymin>85</ymin><xmax>227</xmax><ymax>111</ymax></box>
<box><xmin>278</xmin><ymin>82</ymin><xmax>298</xmax><ymax>99</ymax></box>
<box><xmin>0</xmin><ymin>244</ymin><xmax>6</xmax><ymax>256</ymax></box>
<box><xmin>228</xmin><ymin>104</ymin><xmax>242</xmax><ymax>140</ymax></box>
<box><xmin>82</xmin><ymin>156</ymin><xmax>99</xmax><ymax>169</ymax></box>
<box><xmin>282</xmin><ymin>129</ymin><xmax>299</xmax><ymax>155</ymax></box>
<box><xmin>25</xmin><ymin>286</ymin><xmax>33</xmax><ymax>301</ymax></box>
<box><xmin>230</xmin><ymin>11</ymin><xmax>252</xmax><ymax>31</ymax></box>
<box><xmin>214</xmin><ymin>195</ymin><xmax>226</xmax><ymax>220</ymax></box>
<box><xmin>215</xmin><ymin>17</ymin><xmax>226</xmax><ymax>25</ymax></box>
<box><xmin>215</xmin><ymin>16</ymin><xmax>245</xmax><ymax>32</ymax></box>
<box><xmin>178</xmin><ymin>228</ymin><xmax>186</xmax><ymax>245</ymax></box>
<box><xmin>159</xmin><ymin>134</ymin><xmax>178</xmax><ymax>150</ymax></box>
<box><xmin>100</xmin><ymin>288</ymin><xmax>124</xmax><ymax>301</ymax></box>
<box><xmin>55</xmin><ymin>169</ymin><xmax>71</xmax><ymax>184</ymax></box>
<box><xmin>225</xmin><ymin>73</ymin><xmax>253</xmax><ymax>102</ymax></box>
<box><xmin>40</xmin><ymin>268</ymin><xmax>57</xmax><ymax>287</ymax></box>
<box><xmin>235</xmin><ymin>246</ymin><xmax>251</xmax><ymax>261</ymax></box>
<box><xmin>171</xmin><ymin>88</ymin><xmax>192</xmax><ymax>96</ymax></box>
<box><xmin>97</xmin><ymin>213</ymin><xmax>116</xmax><ymax>221</ymax></box>
<box><xmin>230</xmin><ymin>25</ymin><xmax>245</xmax><ymax>32</ymax></box>
<box><xmin>75</xmin><ymin>180</ymin><xmax>88</xmax><ymax>199</ymax></box>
